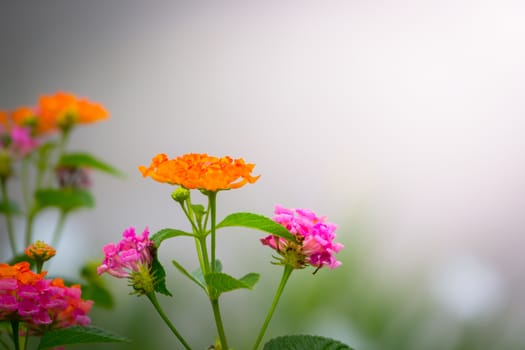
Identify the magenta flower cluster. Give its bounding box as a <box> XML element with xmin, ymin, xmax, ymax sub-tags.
<box><xmin>0</xmin><ymin>125</ymin><xmax>38</xmax><ymax>157</ymax></box>
<box><xmin>0</xmin><ymin>263</ymin><xmax>92</xmax><ymax>334</ymax></box>
<box><xmin>97</xmin><ymin>227</ymin><xmax>154</xmax><ymax>278</ymax></box>
<box><xmin>261</xmin><ymin>205</ymin><xmax>344</xmax><ymax>270</ymax></box>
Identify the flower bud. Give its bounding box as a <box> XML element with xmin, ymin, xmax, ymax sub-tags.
<box><xmin>171</xmin><ymin>186</ymin><xmax>190</xmax><ymax>203</ymax></box>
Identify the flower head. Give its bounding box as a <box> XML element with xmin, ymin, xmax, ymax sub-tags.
<box><xmin>98</xmin><ymin>227</ymin><xmax>155</xmax><ymax>295</ymax></box>
<box><xmin>261</xmin><ymin>205</ymin><xmax>344</xmax><ymax>271</ymax></box>
<box><xmin>138</xmin><ymin>153</ymin><xmax>260</xmax><ymax>192</ymax></box>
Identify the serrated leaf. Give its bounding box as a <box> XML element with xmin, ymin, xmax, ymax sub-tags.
<box><xmin>216</xmin><ymin>212</ymin><xmax>296</xmax><ymax>242</ymax></box>
<box><xmin>150</xmin><ymin>253</ymin><xmax>171</xmax><ymax>297</ymax></box>
<box><xmin>59</xmin><ymin>152</ymin><xmax>124</xmax><ymax>177</ymax></box>
<box><xmin>38</xmin><ymin>325</ymin><xmax>129</xmax><ymax>349</ymax></box>
<box><xmin>35</xmin><ymin>188</ymin><xmax>94</xmax><ymax>212</ymax></box>
<box><xmin>205</xmin><ymin>272</ymin><xmax>260</xmax><ymax>296</ymax></box>
<box><xmin>0</xmin><ymin>199</ymin><xmax>22</xmax><ymax>215</ymax></box>
<box><xmin>263</xmin><ymin>334</ymin><xmax>354</xmax><ymax>350</ymax></box>
<box><xmin>151</xmin><ymin>228</ymin><xmax>194</xmax><ymax>247</ymax></box>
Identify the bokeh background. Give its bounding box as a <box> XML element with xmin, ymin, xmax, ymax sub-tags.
<box><xmin>1</xmin><ymin>1</ymin><xmax>525</xmax><ymax>349</ymax></box>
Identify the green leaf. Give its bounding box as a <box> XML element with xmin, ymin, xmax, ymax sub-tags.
<box><xmin>151</xmin><ymin>253</ymin><xmax>171</xmax><ymax>296</ymax></box>
<box><xmin>192</xmin><ymin>260</ymin><xmax>222</xmax><ymax>288</ymax></box>
<box><xmin>58</xmin><ymin>152</ymin><xmax>124</xmax><ymax>177</ymax></box>
<box><xmin>35</xmin><ymin>188</ymin><xmax>94</xmax><ymax>212</ymax></box>
<box><xmin>38</xmin><ymin>325</ymin><xmax>129</xmax><ymax>349</ymax></box>
<box><xmin>81</xmin><ymin>283</ymin><xmax>114</xmax><ymax>309</ymax></box>
<box><xmin>216</xmin><ymin>212</ymin><xmax>296</xmax><ymax>242</ymax></box>
<box><xmin>151</xmin><ymin>228</ymin><xmax>194</xmax><ymax>247</ymax></box>
<box><xmin>263</xmin><ymin>335</ymin><xmax>354</xmax><ymax>350</ymax></box>
<box><xmin>172</xmin><ymin>259</ymin><xmax>206</xmax><ymax>291</ymax></box>
<box><xmin>205</xmin><ymin>272</ymin><xmax>260</xmax><ymax>296</ymax></box>
<box><xmin>0</xmin><ymin>199</ymin><xmax>22</xmax><ymax>215</ymax></box>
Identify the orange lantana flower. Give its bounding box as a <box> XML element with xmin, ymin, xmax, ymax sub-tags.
<box><xmin>139</xmin><ymin>153</ymin><xmax>260</xmax><ymax>191</ymax></box>
<box><xmin>0</xmin><ymin>261</ymin><xmax>46</xmax><ymax>284</ymax></box>
<box><xmin>37</xmin><ymin>92</ymin><xmax>109</xmax><ymax>134</ymax></box>
<box><xmin>11</xmin><ymin>106</ymin><xmax>38</xmax><ymax>131</ymax></box>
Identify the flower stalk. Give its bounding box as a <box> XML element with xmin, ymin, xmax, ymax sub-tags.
<box><xmin>1</xmin><ymin>176</ymin><xmax>17</xmax><ymax>256</ymax></box>
<box><xmin>252</xmin><ymin>265</ymin><xmax>293</xmax><ymax>350</ymax></box>
<box><xmin>146</xmin><ymin>292</ymin><xmax>192</xmax><ymax>350</ymax></box>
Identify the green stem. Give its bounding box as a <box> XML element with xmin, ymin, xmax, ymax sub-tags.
<box><xmin>1</xmin><ymin>177</ymin><xmax>17</xmax><ymax>256</ymax></box>
<box><xmin>146</xmin><ymin>292</ymin><xmax>192</xmax><ymax>350</ymax></box>
<box><xmin>51</xmin><ymin>210</ymin><xmax>67</xmax><ymax>248</ymax></box>
<box><xmin>10</xmin><ymin>320</ymin><xmax>19</xmax><ymax>350</ymax></box>
<box><xmin>180</xmin><ymin>200</ymin><xmax>206</xmax><ymax>273</ymax></box>
<box><xmin>22</xmin><ymin>329</ymin><xmax>29</xmax><ymax>350</ymax></box>
<box><xmin>252</xmin><ymin>265</ymin><xmax>294</xmax><ymax>350</ymax></box>
<box><xmin>210</xmin><ymin>298</ymin><xmax>229</xmax><ymax>350</ymax></box>
<box><xmin>20</xmin><ymin>157</ymin><xmax>31</xmax><ymax>212</ymax></box>
<box><xmin>24</xmin><ymin>208</ymin><xmax>36</xmax><ymax>249</ymax></box>
<box><xmin>208</xmin><ymin>191</ymin><xmax>217</xmax><ymax>272</ymax></box>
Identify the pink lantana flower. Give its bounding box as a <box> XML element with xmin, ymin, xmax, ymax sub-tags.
<box><xmin>98</xmin><ymin>227</ymin><xmax>156</xmax><ymax>295</ymax></box>
<box><xmin>9</xmin><ymin>125</ymin><xmax>38</xmax><ymax>157</ymax></box>
<box><xmin>261</xmin><ymin>205</ymin><xmax>344</xmax><ymax>272</ymax></box>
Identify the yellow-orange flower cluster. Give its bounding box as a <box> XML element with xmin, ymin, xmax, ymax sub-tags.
<box><xmin>139</xmin><ymin>153</ymin><xmax>260</xmax><ymax>191</ymax></box>
<box><xmin>1</xmin><ymin>92</ymin><xmax>108</xmax><ymax>135</ymax></box>
<box><xmin>25</xmin><ymin>240</ymin><xmax>56</xmax><ymax>262</ymax></box>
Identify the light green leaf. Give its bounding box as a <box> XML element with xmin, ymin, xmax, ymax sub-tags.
<box><xmin>216</xmin><ymin>212</ymin><xmax>296</xmax><ymax>242</ymax></box>
<box><xmin>172</xmin><ymin>259</ymin><xmax>206</xmax><ymax>291</ymax></box>
<box><xmin>191</xmin><ymin>260</ymin><xmax>223</xmax><ymax>288</ymax></box>
<box><xmin>58</xmin><ymin>152</ymin><xmax>124</xmax><ymax>177</ymax></box>
<box><xmin>205</xmin><ymin>272</ymin><xmax>260</xmax><ymax>296</ymax></box>
<box><xmin>151</xmin><ymin>228</ymin><xmax>194</xmax><ymax>247</ymax></box>
<box><xmin>38</xmin><ymin>325</ymin><xmax>129</xmax><ymax>349</ymax></box>
<box><xmin>35</xmin><ymin>188</ymin><xmax>94</xmax><ymax>212</ymax></box>
<box><xmin>263</xmin><ymin>335</ymin><xmax>354</xmax><ymax>350</ymax></box>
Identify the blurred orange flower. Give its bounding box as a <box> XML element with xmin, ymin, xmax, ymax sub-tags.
<box><xmin>38</xmin><ymin>92</ymin><xmax>109</xmax><ymax>133</ymax></box>
<box><xmin>139</xmin><ymin>153</ymin><xmax>260</xmax><ymax>191</ymax></box>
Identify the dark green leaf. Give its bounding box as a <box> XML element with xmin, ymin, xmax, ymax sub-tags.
<box><xmin>35</xmin><ymin>188</ymin><xmax>94</xmax><ymax>212</ymax></box>
<box><xmin>263</xmin><ymin>335</ymin><xmax>354</xmax><ymax>350</ymax></box>
<box><xmin>81</xmin><ymin>284</ymin><xmax>114</xmax><ymax>309</ymax></box>
<box><xmin>216</xmin><ymin>212</ymin><xmax>296</xmax><ymax>242</ymax></box>
<box><xmin>0</xmin><ymin>199</ymin><xmax>22</xmax><ymax>215</ymax></box>
<box><xmin>151</xmin><ymin>228</ymin><xmax>194</xmax><ymax>247</ymax></box>
<box><xmin>151</xmin><ymin>254</ymin><xmax>171</xmax><ymax>296</ymax></box>
<box><xmin>59</xmin><ymin>152</ymin><xmax>124</xmax><ymax>177</ymax></box>
<box><xmin>205</xmin><ymin>272</ymin><xmax>260</xmax><ymax>296</ymax></box>
<box><xmin>8</xmin><ymin>255</ymin><xmax>34</xmax><ymax>266</ymax></box>
<box><xmin>38</xmin><ymin>325</ymin><xmax>129</xmax><ymax>349</ymax></box>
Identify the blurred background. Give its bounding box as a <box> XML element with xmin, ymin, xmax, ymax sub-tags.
<box><xmin>1</xmin><ymin>0</ymin><xmax>525</xmax><ymax>349</ymax></box>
